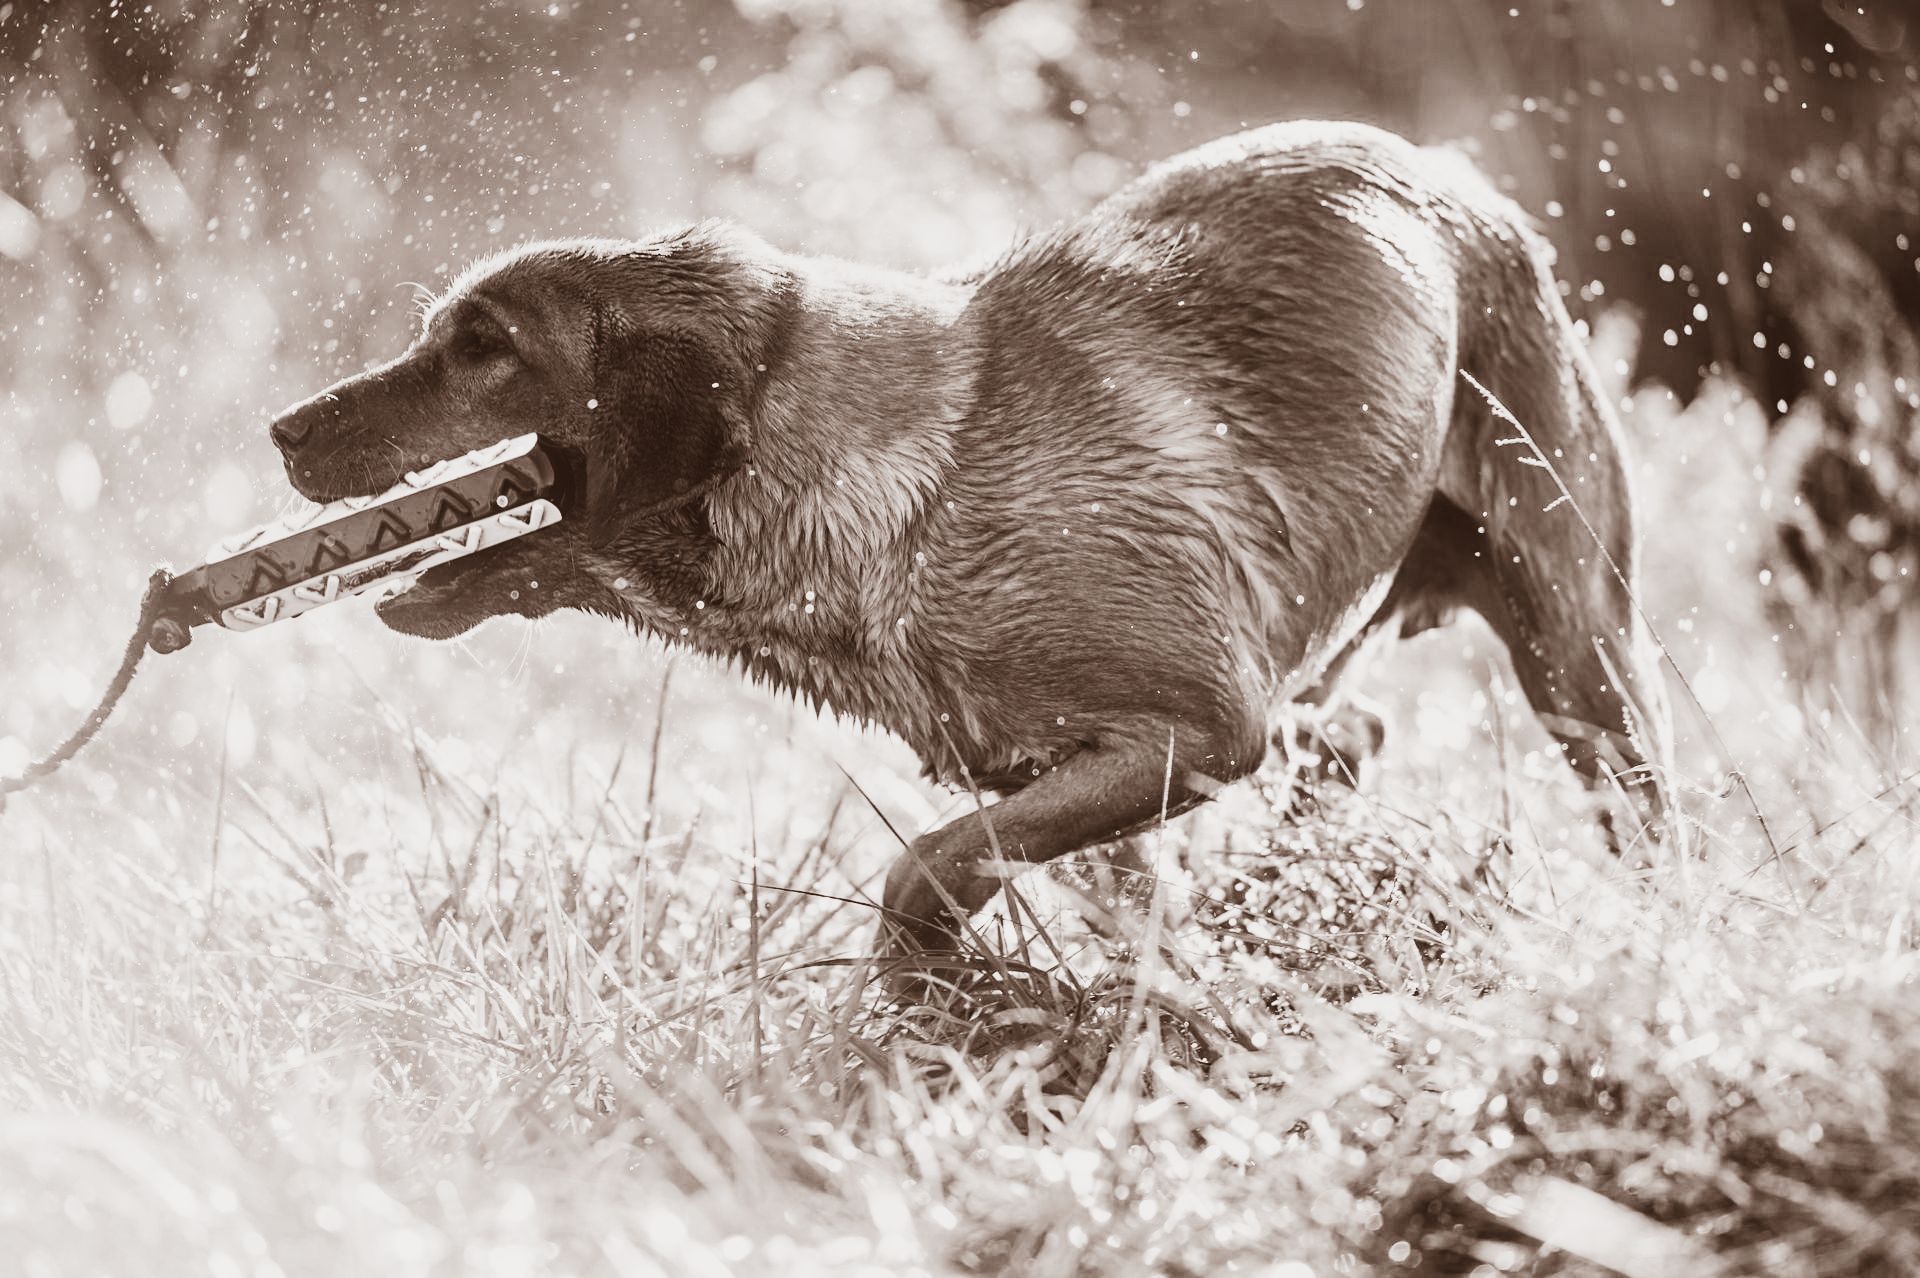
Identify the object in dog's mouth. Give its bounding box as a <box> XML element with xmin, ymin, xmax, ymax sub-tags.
<box><xmin>149</xmin><ymin>434</ymin><xmax>566</xmax><ymax>652</ymax></box>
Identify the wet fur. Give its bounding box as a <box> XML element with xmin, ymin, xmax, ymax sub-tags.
<box><xmin>270</xmin><ymin>121</ymin><xmax>1671</xmax><ymax>952</ymax></box>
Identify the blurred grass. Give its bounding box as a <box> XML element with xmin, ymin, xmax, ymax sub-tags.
<box><xmin>2</xmin><ymin>2</ymin><xmax>1918</xmax><ymax>1274</ymax></box>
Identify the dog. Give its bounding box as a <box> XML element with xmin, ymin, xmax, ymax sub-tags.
<box><xmin>268</xmin><ymin>120</ymin><xmax>1671</xmax><ymax>954</ymax></box>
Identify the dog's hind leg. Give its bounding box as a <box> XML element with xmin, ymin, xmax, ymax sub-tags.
<box><xmin>1445</xmin><ymin>317</ymin><xmax>1672</xmax><ymax>830</ymax></box>
<box><xmin>1464</xmin><ymin>507</ymin><xmax>1670</xmax><ymax>837</ymax></box>
<box><xmin>1374</xmin><ymin>489</ymin><xmax>1671</xmax><ymax>842</ymax></box>
<box><xmin>1273</xmin><ymin>499</ymin><xmax>1494</xmax><ymax>798</ymax></box>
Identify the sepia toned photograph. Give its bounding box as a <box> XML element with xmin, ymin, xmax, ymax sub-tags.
<box><xmin>1</xmin><ymin>1</ymin><xmax>1915</xmax><ymax>1273</ymax></box>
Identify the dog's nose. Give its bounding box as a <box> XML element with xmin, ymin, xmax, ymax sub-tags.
<box><xmin>270</xmin><ymin>412</ymin><xmax>312</xmax><ymax>454</ymax></box>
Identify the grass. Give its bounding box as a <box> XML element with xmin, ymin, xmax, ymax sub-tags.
<box><xmin>3</xmin><ymin>8</ymin><xmax>1917</xmax><ymax>1270</ymax></box>
<box><xmin>3</xmin><ymin>422</ymin><xmax>1918</xmax><ymax>1275</ymax></box>
<box><xmin>3</xmin><ymin>279</ymin><xmax>1918</xmax><ymax>1278</ymax></box>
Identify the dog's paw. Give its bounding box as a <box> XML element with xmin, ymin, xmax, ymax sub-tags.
<box><xmin>1282</xmin><ymin>700</ymin><xmax>1388</xmax><ymax>788</ymax></box>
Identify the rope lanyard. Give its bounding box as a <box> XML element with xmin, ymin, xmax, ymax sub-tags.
<box><xmin>0</xmin><ymin>567</ymin><xmax>185</xmax><ymax>812</ymax></box>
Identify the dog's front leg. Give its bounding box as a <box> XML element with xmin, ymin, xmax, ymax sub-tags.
<box><xmin>880</xmin><ymin>719</ymin><xmax>1263</xmax><ymax>955</ymax></box>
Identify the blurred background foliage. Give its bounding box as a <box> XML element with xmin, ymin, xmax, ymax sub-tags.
<box><xmin>0</xmin><ymin>0</ymin><xmax>1915</xmax><ymax>846</ymax></box>
<box><xmin>5</xmin><ymin>11</ymin><xmax>1918</xmax><ymax>1273</ymax></box>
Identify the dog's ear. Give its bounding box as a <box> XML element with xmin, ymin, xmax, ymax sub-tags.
<box><xmin>584</xmin><ymin>306</ymin><xmax>734</xmax><ymax>547</ymax></box>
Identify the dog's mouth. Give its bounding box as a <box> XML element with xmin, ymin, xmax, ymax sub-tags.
<box><xmin>372</xmin><ymin>535</ymin><xmax>557</xmax><ymax>640</ymax></box>
<box><xmin>372</xmin><ymin>556</ymin><xmax>475</xmax><ymax>632</ymax></box>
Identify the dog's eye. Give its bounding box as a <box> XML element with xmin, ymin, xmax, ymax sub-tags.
<box><xmin>452</xmin><ymin>314</ymin><xmax>514</xmax><ymax>363</ymax></box>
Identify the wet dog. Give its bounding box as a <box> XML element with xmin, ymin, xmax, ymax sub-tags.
<box><xmin>269</xmin><ymin>120</ymin><xmax>1671</xmax><ymax>953</ymax></box>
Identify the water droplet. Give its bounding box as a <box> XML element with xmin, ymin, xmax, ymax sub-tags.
<box><xmin>105</xmin><ymin>372</ymin><xmax>152</xmax><ymax>431</ymax></box>
<box><xmin>55</xmin><ymin>442</ymin><xmax>101</xmax><ymax>512</ymax></box>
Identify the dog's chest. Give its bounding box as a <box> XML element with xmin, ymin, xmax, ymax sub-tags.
<box><xmin>681</xmin><ymin>554</ymin><xmax>1072</xmax><ymax>785</ymax></box>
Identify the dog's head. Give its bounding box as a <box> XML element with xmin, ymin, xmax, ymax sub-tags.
<box><xmin>269</xmin><ymin>225</ymin><xmax>791</xmax><ymax>638</ymax></box>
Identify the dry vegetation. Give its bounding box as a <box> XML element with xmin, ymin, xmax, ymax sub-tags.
<box><xmin>5</xmin><ymin>347</ymin><xmax>1916</xmax><ymax>1278</ymax></box>
<box><xmin>3</xmin><ymin>3</ymin><xmax>1917</xmax><ymax>1275</ymax></box>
